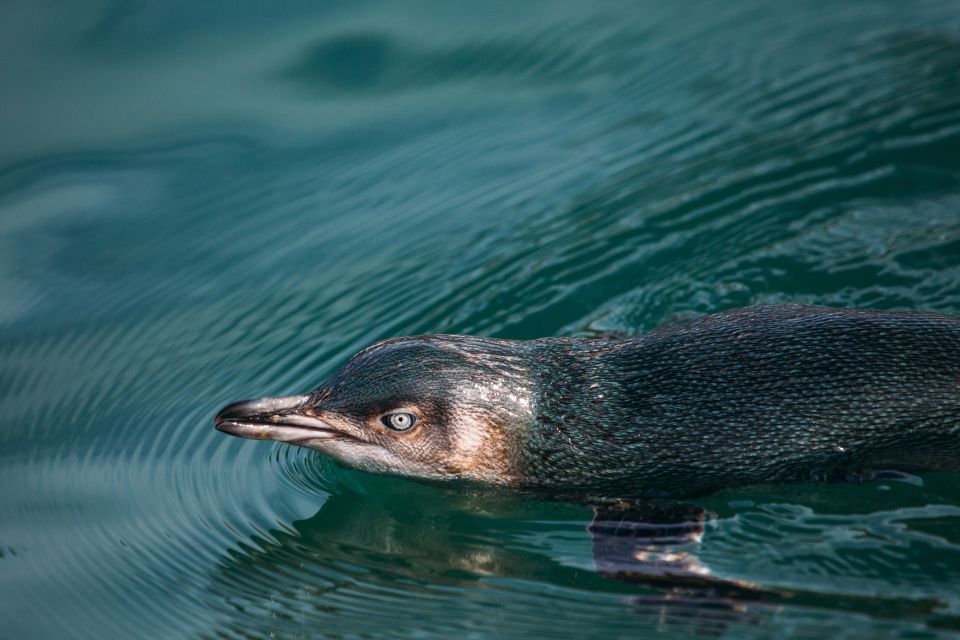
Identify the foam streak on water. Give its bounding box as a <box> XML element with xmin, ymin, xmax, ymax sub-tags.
<box><xmin>1</xmin><ymin>1</ymin><xmax>960</xmax><ymax>638</ymax></box>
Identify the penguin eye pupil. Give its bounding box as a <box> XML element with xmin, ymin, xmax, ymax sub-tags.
<box><xmin>383</xmin><ymin>412</ymin><xmax>417</xmax><ymax>431</ymax></box>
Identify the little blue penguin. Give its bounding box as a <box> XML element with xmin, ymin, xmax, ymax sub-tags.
<box><xmin>214</xmin><ymin>305</ymin><xmax>960</xmax><ymax>498</ymax></box>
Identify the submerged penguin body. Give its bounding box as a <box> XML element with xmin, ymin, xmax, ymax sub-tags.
<box><xmin>518</xmin><ymin>305</ymin><xmax>960</xmax><ymax>496</ymax></box>
<box><xmin>215</xmin><ymin>305</ymin><xmax>960</xmax><ymax>498</ymax></box>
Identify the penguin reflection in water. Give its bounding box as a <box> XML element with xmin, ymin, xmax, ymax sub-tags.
<box><xmin>216</xmin><ymin>305</ymin><xmax>960</xmax><ymax>614</ymax></box>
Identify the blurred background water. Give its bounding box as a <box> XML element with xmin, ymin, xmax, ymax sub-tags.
<box><xmin>2</xmin><ymin>0</ymin><xmax>960</xmax><ymax>638</ymax></box>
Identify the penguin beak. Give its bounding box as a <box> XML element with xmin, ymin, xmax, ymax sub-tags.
<box><xmin>214</xmin><ymin>394</ymin><xmax>343</xmax><ymax>444</ymax></box>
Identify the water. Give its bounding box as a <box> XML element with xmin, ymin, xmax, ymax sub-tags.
<box><xmin>2</xmin><ymin>0</ymin><xmax>960</xmax><ymax>637</ymax></box>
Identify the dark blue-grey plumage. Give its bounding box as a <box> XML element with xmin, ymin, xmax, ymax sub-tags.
<box><xmin>519</xmin><ymin>305</ymin><xmax>960</xmax><ymax>496</ymax></box>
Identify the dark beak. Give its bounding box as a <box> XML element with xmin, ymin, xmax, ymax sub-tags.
<box><xmin>214</xmin><ymin>394</ymin><xmax>341</xmax><ymax>444</ymax></box>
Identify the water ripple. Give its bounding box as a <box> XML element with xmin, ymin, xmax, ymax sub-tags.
<box><xmin>2</xmin><ymin>0</ymin><xmax>960</xmax><ymax>638</ymax></box>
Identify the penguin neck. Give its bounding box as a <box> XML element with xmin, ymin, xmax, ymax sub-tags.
<box><xmin>517</xmin><ymin>338</ymin><xmax>648</xmax><ymax>492</ymax></box>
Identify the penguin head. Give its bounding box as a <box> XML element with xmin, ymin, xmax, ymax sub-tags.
<box><xmin>215</xmin><ymin>336</ymin><xmax>535</xmax><ymax>484</ymax></box>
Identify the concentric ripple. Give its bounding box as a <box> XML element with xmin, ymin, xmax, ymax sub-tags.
<box><xmin>2</xmin><ymin>0</ymin><xmax>960</xmax><ymax>638</ymax></box>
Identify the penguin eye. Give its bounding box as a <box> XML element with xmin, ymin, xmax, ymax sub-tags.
<box><xmin>381</xmin><ymin>411</ymin><xmax>417</xmax><ymax>432</ymax></box>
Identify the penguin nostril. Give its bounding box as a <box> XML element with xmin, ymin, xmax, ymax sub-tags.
<box><xmin>214</xmin><ymin>394</ymin><xmax>311</xmax><ymax>426</ymax></box>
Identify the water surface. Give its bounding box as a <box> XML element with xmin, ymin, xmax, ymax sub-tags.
<box><xmin>2</xmin><ymin>1</ymin><xmax>960</xmax><ymax>638</ymax></box>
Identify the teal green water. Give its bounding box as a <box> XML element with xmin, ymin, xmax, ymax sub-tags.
<box><xmin>2</xmin><ymin>1</ymin><xmax>960</xmax><ymax>638</ymax></box>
